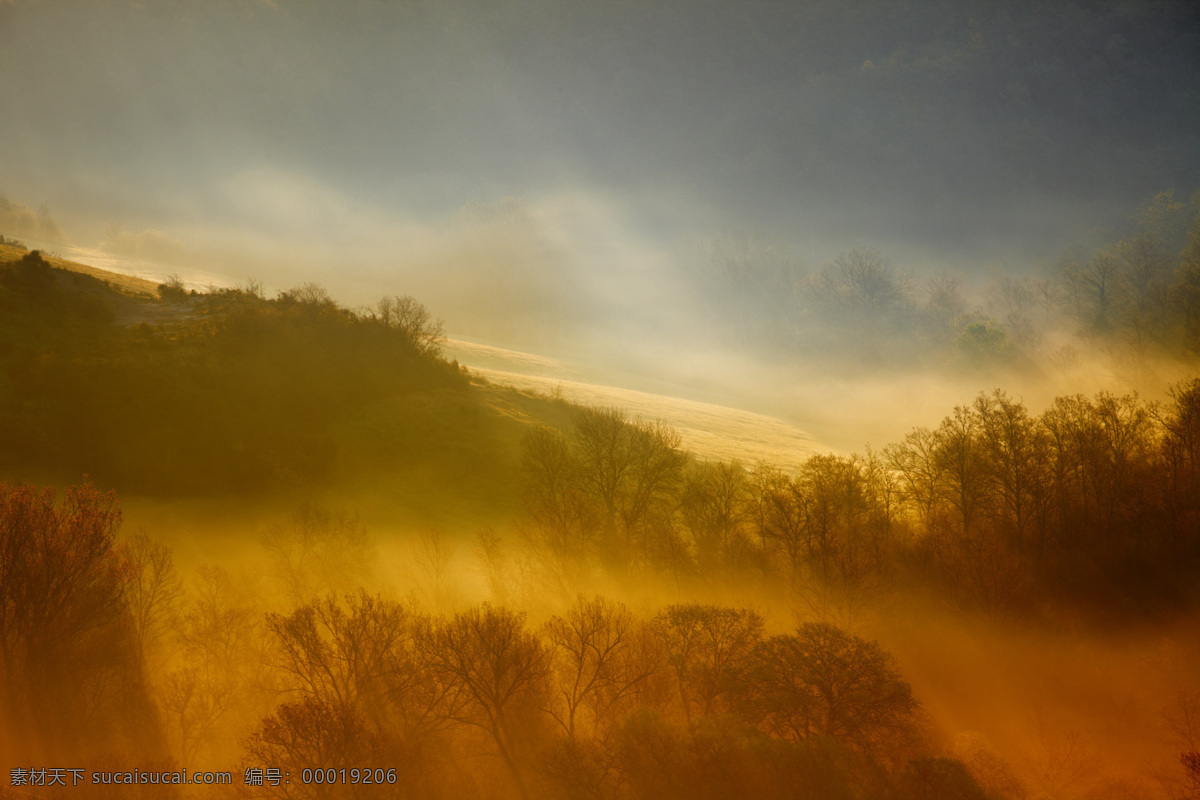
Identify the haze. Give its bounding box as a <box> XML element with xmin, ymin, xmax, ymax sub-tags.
<box><xmin>2</xmin><ymin>2</ymin><xmax>1200</xmax><ymax>799</ymax></box>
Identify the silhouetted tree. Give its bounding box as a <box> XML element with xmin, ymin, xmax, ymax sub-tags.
<box><xmin>570</xmin><ymin>407</ymin><xmax>686</xmax><ymax>572</ymax></box>
<box><xmin>742</xmin><ymin>623</ymin><xmax>920</xmax><ymax>761</ymax></box>
<box><xmin>279</xmin><ymin>282</ymin><xmax>335</xmax><ymax>309</ymax></box>
<box><xmin>0</xmin><ymin>482</ymin><xmax>156</xmax><ymax>760</ymax></box>
<box><xmin>680</xmin><ymin>460</ymin><xmax>752</xmax><ymax>577</ymax></box>
<box><xmin>748</xmin><ymin>463</ymin><xmax>804</xmax><ymax>585</ymax></box>
<box><xmin>949</xmin><ymin>732</ymin><xmax>1027</xmax><ymax>800</ymax></box>
<box><xmin>425</xmin><ymin>604</ymin><xmax>551</xmax><ymax>800</ymax></box>
<box><xmin>1182</xmin><ymin>751</ymin><xmax>1200</xmax><ymax>799</ymax></box>
<box><xmin>890</xmin><ymin>757</ymin><xmax>989</xmax><ymax>800</ymax></box>
<box><xmin>543</xmin><ymin>595</ymin><xmax>663</xmax><ymax>742</ymax></box>
<box><xmin>655</xmin><ymin>604</ymin><xmax>762</xmax><ymax>725</ymax></box>
<box><xmin>122</xmin><ymin>530</ymin><xmax>182</xmax><ymax>665</ymax></box>
<box><xmin>261</xmin><ymin>592</ymin><xmax>449</xmax><ymax>791</ymax></box>
<box><xmin>521</xmin><ymin>426</ymin><xmax>600</xmax><ymax>566</ymax></box>
<box><xmin>795</xmin><ymin>453</ymin><xmax>870</xmax><ymax>583</ymax></box>
<box><xmin>370</xmin><ymin>294</ymin><xmax>446</xmax><ymax>356</ymax></box>
<box><xmin>1158</xmin><ymin>379</ymin><xmax>1200</xmax><ymax>546</ymax></box>
<box><xmin>260</xmin><ymin>505</ymin><xmax>373</xmax><ymax>605</ymax></box>
<box><xmin>973</xmin><ymin>390</ymin><xmax>1044</xmax><ymax>556</ymax></box>
<box><xmin>886</xmin><ymin>427</ymin><xmax>946</xmax><ymax>536</ymax></box>
<box><xmin>246</xmin><ymin>698</ymin><xmax>381</xmax><ymax>800</ymax></box>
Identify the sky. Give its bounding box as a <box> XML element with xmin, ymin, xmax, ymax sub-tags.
<box><xmin>1</xmin><ymin>0</ymin><xmax>1198</xmax><ymax>352</ymax></box>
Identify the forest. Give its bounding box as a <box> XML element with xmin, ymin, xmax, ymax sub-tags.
<box><xmin>1</xmin><ymin>230</ymin><xmax>1199</xmax><ymax>800</ymax></box>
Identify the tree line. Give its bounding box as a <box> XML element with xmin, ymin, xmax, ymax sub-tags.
<box><xmin>520</xmin><ymin>381</ymin><xmax>1200</xmax><ymax>621</ymax></box>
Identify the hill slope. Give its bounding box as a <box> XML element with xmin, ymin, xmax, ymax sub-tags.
<box><xmin>0</xmin><ymin>247</ymin><xmax>576</xmax><ymax>528</ymax></box>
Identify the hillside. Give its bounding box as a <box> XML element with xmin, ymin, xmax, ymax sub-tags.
<box><xmin>0</xmin><ymin>240</ymin><xmax>159</xmax><ymax>296</ymax></box>
<box><xmin>0</xmin><ymin>247</ymin><xmax>576</xmax><ymax>527</ymax></box>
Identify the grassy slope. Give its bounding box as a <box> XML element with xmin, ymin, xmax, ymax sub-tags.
<box><xmin>0</xmin><ymin>242</ymin><xmax>159</xmax><ymax>296</ymax></box>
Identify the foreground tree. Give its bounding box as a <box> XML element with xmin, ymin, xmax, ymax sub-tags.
<box><xmin>424</xmin><ymin>604</ymin><xmax>551</xmax><ymax>800</ymax></box>
<box><xmin>256</xmin><ymin>592</ymin><xmax>451</xmax><ymax>794</ymax></box>
<box><xmin>741</xmin><ymin>622</ymin><xmax>921</xmax><ymax>762</ymax></box>
<box><xmin>656</xmin><ymin>603</ymin><xmax>763</xmax><ymax>724</ymax></box>
<box><xmin>0</xmin><ymin>482</ymin><xmax>156</xmax><ymax>760</ymax></box>
<box><xmin>543</xmin><ymin>595</ymin><xmax>663</xmax><ymax>742</ymax></box>
<box><xmin>246</xmin><ymin>698</ymin><xmax>381</xmax><ymax>800</ymax></box>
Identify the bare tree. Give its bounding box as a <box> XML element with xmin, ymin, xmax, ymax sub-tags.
<box><xmin>0</xmin><ymin>482</ymin><xmax>150</xmax><ymax>760</ymax></box>
<box><xmin>794</xmin><ymin>453</ymin><xmax>870</xmax><ymax>584</ymax></box>
<box><xmin>935</xmin><ymin>405</ymin><xmax>989</xmax><ymax>544</ymax></box>
<box><xmin>680</xmin><ymin>460</ymin><xmax>752</xmax><ymax>577</ymax></box>
<box><xmin>424</xmin><ymin>604</ymin><xmax>551</xmax><ymax>800</ymax></box>
<box><xmin>163</xmin><ymin>566</ymin><xmax>264</xmax><ymax>764</ymax></box>
<box><xmin>542</xmin><ymin>596</ymin><xmax>662</xmax><ymax>742</ymax></box>
<box><xmin>1019</xmin><ymin>714</ymin><xmax>1102</xmax><ymax>800</ymax></box>
<box><xmin>371</xmin><ymin>294</ymin><xmax>446</xmax><ymax>356</ymax></box>
<box><xmin>411</xmin><ymin>529</ymin><xmax>461</xmax><ymax>614</ymax></box>
<box><xmin>267</xmin><ymin>592</ymin><xmax>449</xmax><ymax>743</ymax></box>
<box><xmin>121</xmin><ymin>529</ymin><xmax>182</xmax><ymax>664</ymax></box>
<box><xmin>950</xmin><ymin>731</ymin><xmax>1028</xmax><ymax>800</ymax></box>
<box><xmin>806</xmin><ymin>247</ymin><xmax>915</xmax><ymax>360</ymax></box>
<box><xmin>742</xmin><ymin>622</ymin><xmax>921</xmax><ymax>762</ymax></box>
<box><xmin>246</xmin><ymin>698</ymin><xmax>380</xmax><ymax>800</ymax></box>
<box><xmin>1157</xmin><ymin>379</ymin><xmax>1200</xmax><ymax>540</ymax></box>
<box><xmin>260</xmin><ymin>505</ymin><xmax>374</xmax><ymax>605</ymax></box>
<box><xmin>973</xmin><ymin>390</ymin><xmax>1045</xmax><ymax>555</ymax></box>
<box><xmin>521</xmin><ymin>426</ymin><xmax>600</xmax><ymax>565</ymax></box>
<box><xmin>1061</xmin><ymin>246</ymin><xmax>1122</xmax><ymax>334</ymax></box>
<box><xmin>749</xmin><ymin>464</ymin><xmax>807</xmax><ymax>587</ymax></box>
<box><xmin>279</xmin><ymin>282</ymin><xmax>336</xmax><ymax>308</ymax></box>
<box><xmin>886</xmin><ymin>426</ymin><xmax>946</xmax><ymax>534</ymax></box>
<box><xmin>566</xmin><ymin>407</ymin><xmax>687</xmax><ymax>573</ymax></box>
<box><xmin>160</xmin><ymin>662</ymin><xmax>238</xmax><ymax>765</ymax></box>
<box><xmin>1161</xmin><ymin>692</ymin><xmax>1200</xmax><ymax>800</ymax></box>
<box><xmin>655</xmin><ymin>603</ymin><xmax>762</xmax><ymax>725</ymax></box>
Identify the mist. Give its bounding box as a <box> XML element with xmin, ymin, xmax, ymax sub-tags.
<box><xmin>3</xmin><ymin>1</ymin><xmax>1200</xmax><ymax>798</ymax></box>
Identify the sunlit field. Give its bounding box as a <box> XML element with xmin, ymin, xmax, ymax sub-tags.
<box><xmin>446</xmin><ymin>339</ymin><xmax>823</xmax><ymax>468</ymax></box>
